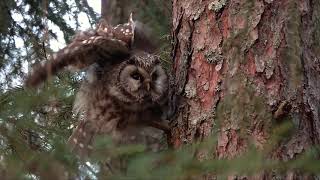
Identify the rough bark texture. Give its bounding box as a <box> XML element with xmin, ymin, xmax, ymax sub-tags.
<box><xmin>169</xmin><ymin>0</ymin><xmax>320</xmax><ymax>178</ymax></box>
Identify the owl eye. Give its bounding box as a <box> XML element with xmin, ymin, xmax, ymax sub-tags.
<box><xmin>152</xmin><ymin>72</ymin><xmax>158</xmax><ymax>81</ymax></box>
<box><xmin>131</xmin><ymin>72</ymin><xmax>143</xmax><ymax>81</ymax></box>
<box><xmin>127</xmin><ymin>58</ymin><xmax>136</xmax><ymax>65</ymax></box>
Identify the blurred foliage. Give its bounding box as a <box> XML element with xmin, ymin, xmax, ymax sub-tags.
<box><xmin>0</xmin><ymin>0</ymin><xmax>99</xmax><ymax>88</ymax></box>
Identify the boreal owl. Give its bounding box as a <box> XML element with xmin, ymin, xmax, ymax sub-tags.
<box><xmin>25</xmin><ymin>14</ymin><xmax>170</xmax><ymax>157</ymax></box>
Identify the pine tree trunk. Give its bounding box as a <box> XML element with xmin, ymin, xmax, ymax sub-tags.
<box><xmin>169</xmin><ymin>0</ymin><xmax>320</xmax><ymax>178</ymax></box>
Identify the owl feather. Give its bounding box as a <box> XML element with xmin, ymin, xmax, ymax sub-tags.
<box><xmin>25</xmin><ymin>14</ymin><xmax>137</xmax><ymax>88</ymax></box>
<box><xmin>25</xmin><ymin>15</ymin><xmax>169</xmax><ymax>159</ymax></box>
<box><xmin>67</xmin><ymin>52</ymin><xmax>169</xmax><ymax>158</ymax></box>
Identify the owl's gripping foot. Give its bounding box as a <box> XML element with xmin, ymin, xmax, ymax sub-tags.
<box><xmin>147</xmin><ymin>120</ymin><xmax>170</xmax><ymax>134</ymax></box>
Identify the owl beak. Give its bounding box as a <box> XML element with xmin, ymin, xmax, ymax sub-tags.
<box><xmin>144</xmin><ymin>79</ymin><xmax>151</xmax><ymax>91</ymax></box>
<box><xmin>146</xmin><ymin>83</ymin><xmax>150</xmax><ymax>91</ymax></box>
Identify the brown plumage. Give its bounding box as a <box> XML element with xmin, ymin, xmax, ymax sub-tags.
<box><xmin>25</xmin><ymin>15</ymin><xmax>169</xmax><ymax>158</ymax></box>
<box><xmin>25</xmin><ymin>15</ymin><xmax>136</xmax><ymax>87</ymax></box>
<box><xmin>68</xmin><ymin>52</ymin><xmax>168</xmax><ymax>157</ymax></box>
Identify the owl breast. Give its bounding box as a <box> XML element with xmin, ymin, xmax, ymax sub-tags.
<box><xmin>69</xmin><ymin>52</ymin><xmax>168</xmax><ymax>156</ymax></box>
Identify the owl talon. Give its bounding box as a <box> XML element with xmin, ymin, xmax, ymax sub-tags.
<box><xmin>147</xmin><ymin>120</ymin><xmax>171</xmax><ymax>134</ymax></box>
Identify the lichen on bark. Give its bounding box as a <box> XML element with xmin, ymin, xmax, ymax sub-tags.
<box><xmin>283</xmin><ymin>0</ymin><xmax>303</xmax><ymax>91</ymax></box>
<box><xmin>170</xmin><ymin>0</ymin><xmax>320</xmax><ymax>178</ymax></box>
<box><xmin>215</xmin><ymin>72</ymin><xmax>272</xmax><ymax>157</ymax></box>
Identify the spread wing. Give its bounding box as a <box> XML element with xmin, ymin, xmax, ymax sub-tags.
<box><xmin>25</xmin><ymin>15</ymin><xmax>135</xmax><ymax>88</ymax></box>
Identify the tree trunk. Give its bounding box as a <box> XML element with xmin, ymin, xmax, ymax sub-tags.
<box><xmin>101</xmin><ymin>0</ymin><xmax>133</xmax><ymax>24</ymax></box>
<box><xmin>169</xmin><ymin>0</ymin><xmax>320</xmax><ymax>178</ymax></box>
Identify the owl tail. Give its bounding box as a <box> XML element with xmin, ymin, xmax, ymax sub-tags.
<box><xmin>67</xmin><ymin>120</ymin><xmax>96</xmax><ymax>158</ymax></box>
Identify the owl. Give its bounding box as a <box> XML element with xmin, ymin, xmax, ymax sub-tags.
<box><xmin>69</xmin><ymin>51</ymin><xmax>168</xmax><ymax>156</ymax></box>
<box><xmin>25</xmin><ymin>15</ymin><xmax>170</xmax><ymax>158</ymax></box>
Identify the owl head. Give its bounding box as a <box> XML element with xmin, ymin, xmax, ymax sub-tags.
<box><xmin>108</xmin><ymin>51</ymin><xmax>168</xmax><ymax>110</ymax></box>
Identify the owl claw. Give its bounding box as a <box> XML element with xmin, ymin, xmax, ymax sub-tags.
<box><xmin>147</xmin><ymin>120</ymin><xmax>171</xmax><ymax>134</ymax></box>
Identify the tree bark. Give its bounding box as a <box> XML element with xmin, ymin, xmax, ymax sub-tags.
<box><xmin>101</xmin><ymin>0</ymin><xmax>133</xmax><ymax>24</ymax></box>
<box><xmin>169</xmin><ymin>0</ymin><xmax>320</xmax><ymax>178</ymax></box>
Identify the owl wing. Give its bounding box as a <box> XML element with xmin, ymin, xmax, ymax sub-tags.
<box><xmin>25</xmin><ymin>15</ymin><xmax>136</xmax><ymax>88</ymax></box>
<box><xmin>68</xmin><ymin>118</ymin><xmax>122</xmax><ymax>158</ymax></box>
<box><xmin>69</xmin><ymin>82</ymin><xmax>122</xmax><ymax>158</ymax></box>
<box><xmin>67</xmin><ymin>120</ymin><xmax>96</xmax><ymax>158</ymax></box>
